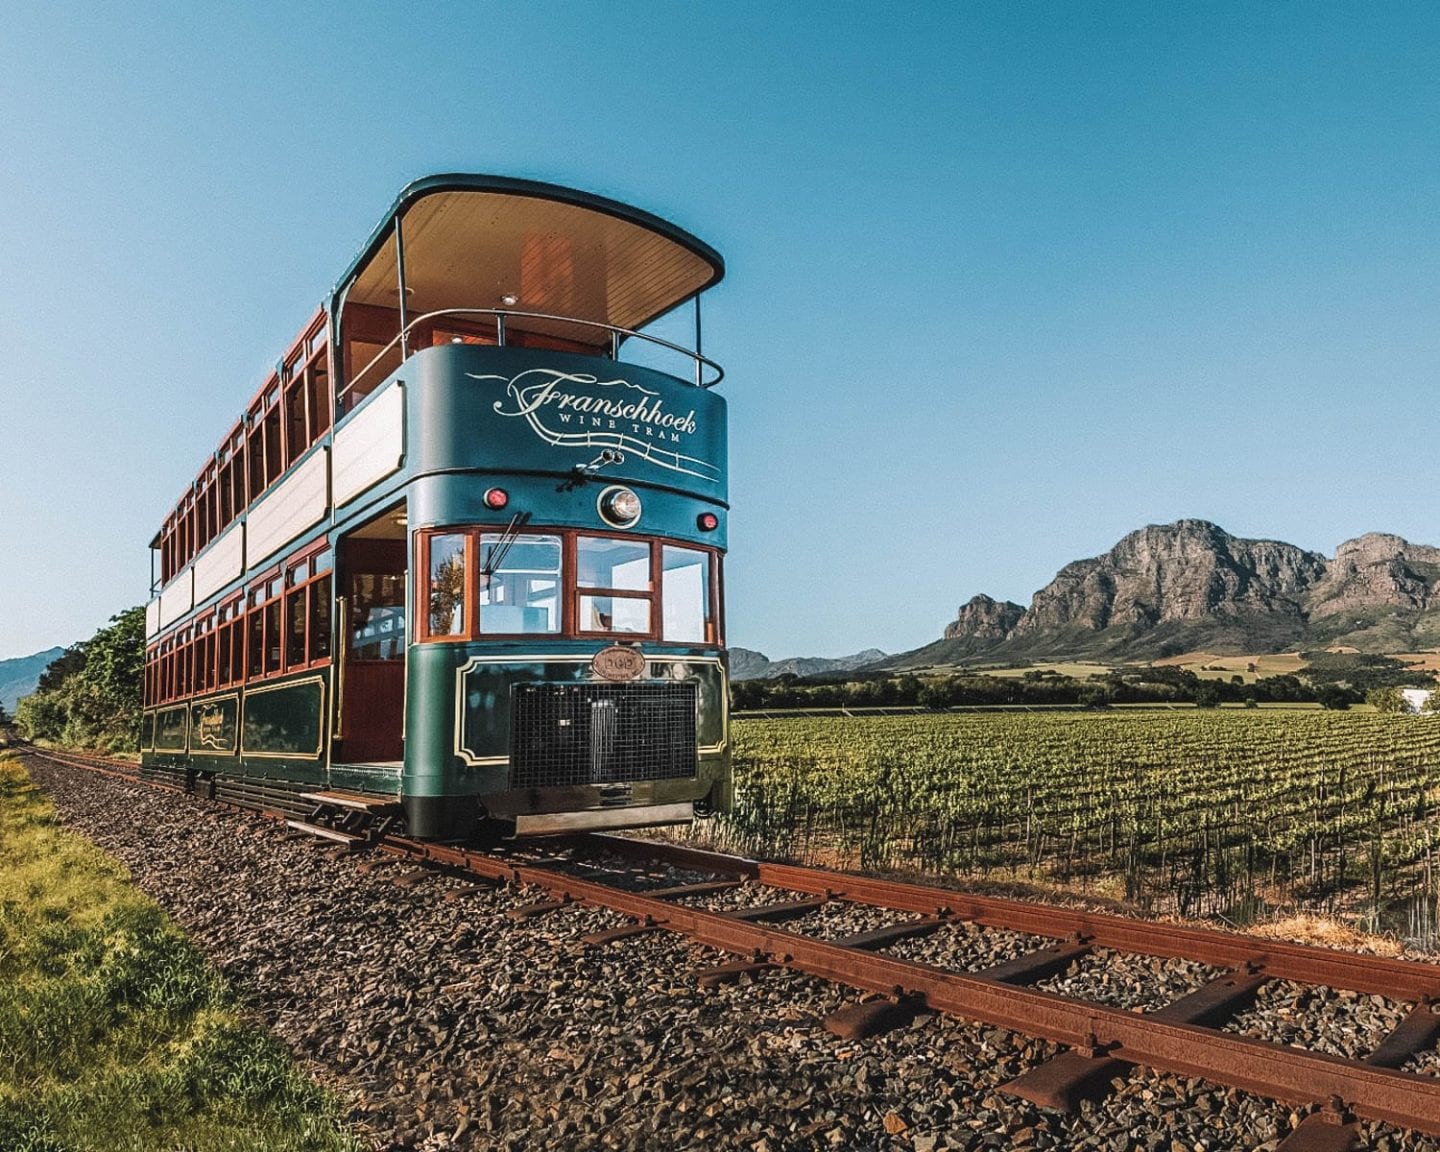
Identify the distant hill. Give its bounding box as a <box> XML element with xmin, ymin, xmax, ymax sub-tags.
<box><xmin>730</xmin><ymin>647</ymin><xmax>887</xmax><ymax>681</ymax></box>
<box><xmin>0</xmin><ymin>647</ymin><xmax>65</xmax><ymax>713</ymax></box>
<box><xmin>884</xmin><ymin>520</ymin><xmax>1440</xmax><ymax>669</ymax></box>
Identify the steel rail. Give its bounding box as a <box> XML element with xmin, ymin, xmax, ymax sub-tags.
<box><xmin>19</xmin><ymin>745</ymin><xmax>1440</xmax><ymax>1138</ymax></box>
<box><xmin>593</xmin><ymin>836</ymin><xmax>1440</xmax><ymax>1003</ymax></box>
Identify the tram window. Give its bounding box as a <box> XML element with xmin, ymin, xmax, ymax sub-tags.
<box><xmin>580</xmin><ymin>594</ymin><xmax>650</xmax><ymax>635</ymax></box>
<box><xmin>218</xmin><ymin>462</ymin><xmax>234</xmax><ymax>527</ymax></box>
<box><xmin>263</xmin><ymin>600</ymin><xmax>282</xmax><ymax>674</ymax></box>
<box><xmin>286</xmin><ymin>587</ymin><xmax>307</xmax><ymax>668</ymax></box>
<box><xmin>309</xmin><ymin>362</ymin><xmax>331</xmax><ymax>438</ymax></box>
<box><xmin>247</xmin><ymin>419</ymin><xmax>265</xmax><ymax>501</ymax></box>
<box><xmin>247</xmin><ymin>610</ymin><xmax>265</xmax><ymax>679</ymax></box>
<box><xmin>230</xmin><ymin>618</ymin><xmax>246</xmax><ymax>682</ymax></box>
<box><xmin>262</xmin><ymin>404</ymin><xmax>282</xmax><ymax>484</ymax></box>
<box><xmin>217</xmin><ymin>627</ymin><xmax>231</xmax><ymax>688</ymax></box>
<box><xmin>284</xmin><ymin>377</ymin><xmax>308</xmax><ymax>465</ymax></box>
<box><xmin>348</xmin><ymin>574</ymin><xmax>406</xmax><ymax>661</ymax></box>
<box><xmin>308</xmin><ymin>575</ymin><xmax>332</xmax><ymax>662</ymax></box>
<box><xmin>662</xmin><ymin>546</ymin><xmax>712</xmax><ymax>644</ymax></box>
<box><xmin>478</xmin><ymin>534</ymin><xmax>561</xmax><ymax>634</ymax></box>
<box><xmin>577</xmin><ymin>537</ymin><xmax>651</xmax><ymax>591</ymax></box>
<box><xmin>427</xmin><ymin>534</ymin><xmax>467</xmax><ymax>636</ymax></box>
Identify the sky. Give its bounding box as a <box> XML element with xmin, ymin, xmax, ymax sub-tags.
<box><xmin>2</xmin><ymin>2</ymin><xmax>1439</xmax><ymax>661</ymax></box>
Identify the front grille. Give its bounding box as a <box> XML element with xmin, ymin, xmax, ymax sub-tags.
<box><xmin>510</xmin><ymin>681</ymin><xmax>698</xmax><ymax>789</ymax></box>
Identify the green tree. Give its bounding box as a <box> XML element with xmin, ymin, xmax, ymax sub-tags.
<box><xmin>1315</xmin><ymin>684</ymin><xmax>1356</xmax><ymax>711</ymax></box>
<box><xmin>1367</xmin><ymin>686</ymin><xmax>1407</xmax><ymax>713</ymax></box>
<box><xmin>15</xmin><ymin>607</ymin><xmax>144</xmax><ymax>751</ymax></box>
<box><xmin>1194</xmin><ymin>683</ymin><xmax>1224</xmax><ymax>709</ymax></box>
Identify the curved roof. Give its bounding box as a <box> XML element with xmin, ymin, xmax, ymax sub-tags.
<box><xmin>332</xmin><ymin>174</ymin><xmax>724</xmax><ymax>334</ymax></box>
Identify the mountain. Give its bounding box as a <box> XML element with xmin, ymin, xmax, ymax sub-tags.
<box><xmin>0</xmin><ymin>647</ymin><xmax>65</xmax><ymax>713</ymax></box>
<box><xmin>729</xmin><ymin>647</ymin><xmax>887</xmax><ymax>681</ymax></box>
<box><xmin>888</xmin><ymin>520</ymin><xmax>1440</xmax><ymax>669</ymax></box>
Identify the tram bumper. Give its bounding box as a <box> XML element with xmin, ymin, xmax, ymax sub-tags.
<box><xmin>513</xmin><ymin>801</ymin><xmax>696</xmax><ymax>836</ymax></box>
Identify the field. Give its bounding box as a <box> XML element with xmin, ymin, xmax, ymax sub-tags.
<box><xmin>0</xmin><ymin>745</ymin><xmax>356</xmax><ymax>1152</ymax></box>
<box><xmin>713</xmin><ymin>711</ymin><xmax>1440</xmax><ymax>935</ymax></box>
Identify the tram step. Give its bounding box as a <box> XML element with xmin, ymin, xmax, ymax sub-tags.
<box><xmin>298</xmin><ymin>790</ymin><xmax>402</xmax><ymax>813</ymax></box>
<box><xmin>285</xmin><ymin>819</ymin><xmax>365</xmax><ymax>845</ymax></box>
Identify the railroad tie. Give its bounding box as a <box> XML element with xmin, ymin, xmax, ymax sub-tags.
<box><xmin>579</xmin><ymin>921</ymin><xmax>665</xmax><ymax>949</ymax></box>
<box><xmin>1272</xmin><ymin>1100</ymin><xmax>1359</xmax><ymax>1152</ymax></box>
<box><xmin>506</xmin><ymin>898</ymin><xmax>570</xmax><ymax>921</ymax></box>
<box><xmin>391</xmin><ymin>868</ymin><xmax>438</xmax><ymax>889</ymax></box>
<box><xmin>694</xmin><ymin>958</ymin><xmax>778</xmax><ymax>988</ymax></box>
<box><xmin>1002</xmin><ymin>969</ymin><xmax>1266</xmax><ymax>1111</ymax></box>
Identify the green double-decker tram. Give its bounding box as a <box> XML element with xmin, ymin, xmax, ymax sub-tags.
<box><xmin>141</xmin><ymin>175</ymin><xmax>731</xmax><ymax>840</ymax></box>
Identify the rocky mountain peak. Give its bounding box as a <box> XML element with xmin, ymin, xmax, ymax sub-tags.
<box><xmin>944</xmin><ymin>595</ymin><xmax>1025</xmax><ymax>642</ymax></box>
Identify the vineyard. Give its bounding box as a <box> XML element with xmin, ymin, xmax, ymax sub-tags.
<box><xmin>708</xmin><ymin>711</ymin><xmax>1440</xmax><ymax>935</ymax></box>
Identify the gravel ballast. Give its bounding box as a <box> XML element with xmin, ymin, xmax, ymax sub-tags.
<box><xmin>20</xmin><ymin>755</ymin><xmax>1440</xmax><ymax>1152</ymax></box>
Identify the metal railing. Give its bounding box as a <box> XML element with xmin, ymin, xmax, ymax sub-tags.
<box><xmin>340</xmin><ymin>307</ymin><xmax>724</xmax><ymax>411</ymax></box>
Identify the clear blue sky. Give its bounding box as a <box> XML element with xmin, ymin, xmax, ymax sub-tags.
<box><xmin>3</xmin><ymin>3</ymin><xmax>1439</xmax><ymax>660</ymax></box>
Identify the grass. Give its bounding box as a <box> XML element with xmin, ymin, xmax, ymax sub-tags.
<box><xmin>0</xmin><ymin>745</ymin><xmax>359</xmax><ymax>1152</ymax></box>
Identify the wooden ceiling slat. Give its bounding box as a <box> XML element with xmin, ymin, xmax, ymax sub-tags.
<box><xmin>348</xmin><ymin>191</ymin><xmax>712</xmax><ymax>332</ymax></box>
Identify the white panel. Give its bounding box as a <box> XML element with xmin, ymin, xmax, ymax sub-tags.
<box><xmin>246</xmin><ymin>449</ymin><xmax>329</xmax><ymax>566</ymax></box>
<box><xmin>192</xmin><ymin>521</ymin><xmax>245</xmax><ymax>604</ymax></box>
<box><xmin>145</xmin><ymin>598</ymin><xmax>161</xmax><ymax>638</ymax></box>
<box><xmin>159</xmin><ymin>569</ymin><xmax>193</xmax><ymax>628</ymax></box>
<box><xmin>332</xmin><ymin>382</ymin><xmax>404</xmax><ymax>507</ymax></box>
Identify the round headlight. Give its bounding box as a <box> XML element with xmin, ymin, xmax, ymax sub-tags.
<box><xmin>598</xmin><ymin>485</ymin><xmax>642</xmax><ymax>527</ymax></box>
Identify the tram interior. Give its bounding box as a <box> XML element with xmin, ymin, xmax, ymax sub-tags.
<box><xmin>335</xmin><ymin>503</ymin><xmax>407</xmax><ymax>765</ymax></box>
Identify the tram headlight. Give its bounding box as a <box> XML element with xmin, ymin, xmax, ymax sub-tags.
<box><xmin>697</xmin><ymin>512</ymin><xmax>719</xmax><ymax>532</ymax></box>
<box><xmin>484</xmin><ymin>487</ymin><xmax>509</xmax><ymax>510</ymax></box>
<box><xmin>598</xmin><ymin>485</ymin><xmax>642</xmax><ymax>528</ymax></box>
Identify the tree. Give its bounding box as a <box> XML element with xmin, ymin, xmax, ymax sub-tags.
<box><xmin>1367</xmin><ymin>686</ymin><xmax>1407</xmax><ymax>714</ymax></box>
<box><xmin>1315</xmin><ymin>684</ymin><xmax>1357</xmax><ymax>711</ymax></box>
<box><xmin>1194</xmin><ymin>683</ymin><xmax>1224</xmax><ymax>709</ymax></box>
<box><xmin>15</xmin><ymin>607</ymin><xmax>145</xmax><ymax>750</ymax></box>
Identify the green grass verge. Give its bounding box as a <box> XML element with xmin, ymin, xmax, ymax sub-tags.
<box><xmin>0</xmin><ymin>747</ymin><xmax>360</xmax><ymax>1152</ymax></box>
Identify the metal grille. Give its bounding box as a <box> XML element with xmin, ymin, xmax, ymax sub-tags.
<box><xmin>510</xmin><ymin>682</ymin><xmax>698</xmax><ymax>789</ymax></box>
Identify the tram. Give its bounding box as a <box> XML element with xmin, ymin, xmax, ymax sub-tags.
<box><xmin>140</xmin><ymin>175</ymin><xmax>731</xmax><ymax>840</ymax></box>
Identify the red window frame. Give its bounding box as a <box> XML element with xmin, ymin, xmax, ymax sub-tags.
<box><xmin>415</xmin><ymin>526</ymin><xmax>722</xmax><ymax>646</ymax></box>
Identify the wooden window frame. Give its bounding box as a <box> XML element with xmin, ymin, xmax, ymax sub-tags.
<box><xmin>417</xmin><ymin>530</ymin><xmax>477</xmax><ymax>641</ymax></box>
<box><xmin>573</xmin><ymin>531</ymin><xmax>658</xmax><ymax>642</ymax></box>
<box><xmin>281</xmin><ymin>543</ymin><xmax>334</xmax><ymax>675</ymax></box>
<box><xmin>414</xmin><ymin>526</ymin><xmax>723</xmax><ymax>647</ymax></box>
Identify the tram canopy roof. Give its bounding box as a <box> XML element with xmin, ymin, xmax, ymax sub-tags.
<box><xmin>334</xmin><ymin>175</ymin><xmax>724</xmax><ymax>334</ymax></box>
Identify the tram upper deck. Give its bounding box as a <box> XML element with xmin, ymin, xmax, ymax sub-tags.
<box><xmin>150</xmin><ymin>174</ymin><xmax>726</xmax><ymax>604</ymax></box>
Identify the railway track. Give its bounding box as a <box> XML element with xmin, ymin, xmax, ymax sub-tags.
<box><xmin>16</xmin><ymin>743</ymin><xmax>1440</xmax><ymax>1149</ymax></box>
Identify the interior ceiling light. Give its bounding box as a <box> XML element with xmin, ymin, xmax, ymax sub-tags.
<box><xmin>500</xmin><ymin>293</ymin><xmax>518</xmax><ymax>306</ymax></box>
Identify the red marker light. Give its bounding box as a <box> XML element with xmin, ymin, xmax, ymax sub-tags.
<box><xmin>697</xmin><ymin>512</ymin><xmax>719</xmax><ymax>531</ymax></box>
<box><xmin>484</xmin><ymin>487</ymin><xmax>509</xmax><ymax>510</ymax></box>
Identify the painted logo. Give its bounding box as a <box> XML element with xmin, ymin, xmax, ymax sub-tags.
<box><xmin>195</xmin><ymin>705</ymin><xmax>230</xmax><ymax>750</ymax></box>
<box><xmin>591</xmin><ymin>645</ymin><xmax>648</xmax><ymax>682</ymax></box>
<box><xmin>472</xmin><ymin>368</ymin><xmax>719</xmax><ymax>482</ymax></box>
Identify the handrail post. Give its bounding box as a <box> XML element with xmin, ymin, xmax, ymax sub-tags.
<box><xmin>394</xmin><ymin>217</ymin><xmax>410</xmax><ymax>359</ymax></box>
<box><xmin>610</xmin><ymin>328</ymin><xmax>621</xmax><ymax>360</ymax></box>
<box><xmin>496</xmin><ymin>312</ymin><xmax>506</xmax><ymax>347</ymax></box>
<box><xmin>694</xmin><ymin>293</ymin><xmax>703</xmax><ymax>387</ymax></box>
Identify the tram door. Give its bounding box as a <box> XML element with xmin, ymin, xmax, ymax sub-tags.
<box><xmin>335</xmin><ymin>505</ymin><xmax>408</xmax><ymax>765</ymax></box>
